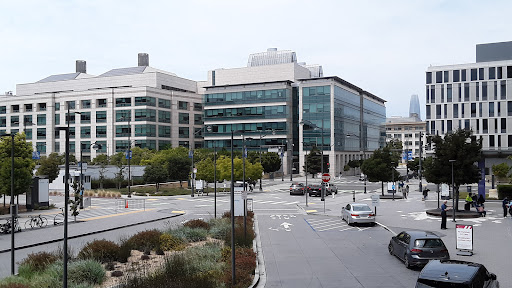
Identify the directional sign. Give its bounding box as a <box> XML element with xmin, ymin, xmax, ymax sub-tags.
<box><xmin>371</xmin><ymin>194</ymin><xmax>380</xmax><ymax>206</ymax></box>
<box><xmin>125</xmin><ymin>150</ymin><xmax>132</xmax><ymax>159</ymax></box>
<box><xmin>322</xmin><ymin>173</ymin><xmax>331</xmax><ymax>183</ymax></box>
<box><xmin>32</xmin><ymin>151</ymin><xmax>40</xmax><ymax>160</ymax></box>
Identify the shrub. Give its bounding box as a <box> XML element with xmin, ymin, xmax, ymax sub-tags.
<box><xmin>208</xmin><ymin>218</ymin><xmax>231</xmax><ymax>240</ymax></box>
<box><xmin>497</xmin><ymin>184</ymin><xmax>512</xmax><ymax>199</ymax></box>
<box><xmin>18</xmin><ymin>251</ymin><xmax>59</xmax><ymax>273</ymax></box>
<box><xmin>68</xmin><ymin>259</ymin><xmax>106</xmax><ymax>285</ymax></box>
<box><xmin>0</xmin><ymin>284</ymin><xmax>30</xmax><ymax>288</ymax></box>
<box><xmin>117</xmin><ymin>237</ymin><xmax>133</xmax><ymax>263</ymax></box>
<box><xmin>0</xmin><ymin>276</ymin><xmax>31</xmax><ymax>288</ymax></box>
<box><xmin>223</xmin><ymin>221</ymin><xmax>255</xmax><ymax>248</ymax></box>
<box><xmin>222</xmin><ymin>211</ymin><xmax>231</xmax><ymax>219</ymax></box>
<box><xmin>159</xmin><ymin>233</ymin><xmax>186</xmax><ymax>251</ymax></box>
<box><xmin>28</xmin><ymin>261</ymin><xmax>63</xmax><ymax>288</ymax></box>
<box><xmin>183</xmin><ymin>219</ymin><xmax>210</xmax><ymax>230</ymax></box>
<box><xmin>222</xmin><ymin>247</ymin><xmax>256</xmax><ymax>288</ymax></box>
<box><xmin>78</xmin><ymin>239</ymin><xmax>120</xmax><ymax>263</ymax></box>
<box><xmin>128</xmin><ymin>229</ymin><xmax>162</xmax><ymax>252</ymax></box>
<box><xmin>169</xmin><ymin>226</ymin><xmax>208</xmax><ymax>242</ymax></box>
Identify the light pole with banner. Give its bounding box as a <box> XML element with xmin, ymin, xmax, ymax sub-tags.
<box><xmin>322</xmin><ymin>173</ymin><xmax>330</xmax><ymax>213</ymax></box>
<box><xmin>450</xmin><ymin>159</ymin><xmax>456</xmax><ymax>222</ymax></box>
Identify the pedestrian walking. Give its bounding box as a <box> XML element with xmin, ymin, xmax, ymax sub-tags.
<box><xmin>441</xmin><ymin>200</ymin><xmax>449</xmax><ymax>229</ymax></box>
<box><xmin>404</xmin><ymin>185</ymin><xmax>409</xmax><ymax>199</ymax></box>
<box><xmin>502</xmin><ymin>197</ymin><xmax>509</xmax><ymax>217</ymax></box>
<box><xmin>339</xmin><ymin>172</ymin><xmax>342</xmax><ymax>180</ymax></box>
<box><xmin>422</xmin><ymin>188</ymin><xmax>429</xmax><ymax>201</ymax></box>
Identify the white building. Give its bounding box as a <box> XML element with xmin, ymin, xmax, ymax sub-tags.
<box><xmin>2</xmin><ymin>54</ymin><xmax>203</xmax><ymax>161</ymax></box>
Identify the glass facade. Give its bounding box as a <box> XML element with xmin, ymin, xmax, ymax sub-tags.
<box><xmin>205</xmin><ymin>89</ymin><xmax>288</xmax><ymax>106</ymax></box>
<box><xmin>302</xmin><ymin>86</ymin><xmax>331</xmax><ymax>150</ymax></box>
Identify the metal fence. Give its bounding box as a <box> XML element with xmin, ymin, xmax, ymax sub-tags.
<box><xmin>115</xmin><ymin>199</ymin><xmax>146</xmax><ymax>213</ymax></box>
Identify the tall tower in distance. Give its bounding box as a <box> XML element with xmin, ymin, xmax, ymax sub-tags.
<box><xmin>409</xmin><ymin>94</ymin><xmax>421</xmax><ymax>120</ymax></box>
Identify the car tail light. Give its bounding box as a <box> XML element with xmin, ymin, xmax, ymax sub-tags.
<box><xmin>350</xmin><ymin>214</ymin><xmax>359</xmax><ymax>217</ymax></box>
<box><xmin>369</xmin><ymin>213</ymin><xmax>375</xmax><ymax>216</ymax></box>
<box><xmin>410</xmin><ymin>248</ymin><xmax>423</xmax><ymax>253</ymax></box>
<box><xmin>441</xmin><ymin>249</ymin><xmax>448</xmax><ymax>253</ymax></box>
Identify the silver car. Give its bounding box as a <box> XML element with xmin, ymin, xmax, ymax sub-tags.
<box><xmin>341</xmin><ymin>203</ymin><xmax>375</xmax><ymax>225</ymax></box>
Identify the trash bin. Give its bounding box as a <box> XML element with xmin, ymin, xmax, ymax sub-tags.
<box><xmin>464</xmin><ymin>202</ymin><xmax>471</xmax><ymax>211</ymax></box>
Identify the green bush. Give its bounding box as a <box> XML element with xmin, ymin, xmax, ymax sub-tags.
<box><xmin>184</xmin><ymin>219</ymin><xmax>210</xmax><ymax>230</ymax></box>
<box><xmin>208</xmin><ymin>218</ymin><xmax>231</xmax><ymax>240</ymax></box>
<box><xmin>223</xmin><ymin>218</ymin><xmax>255</xmax><ymax>248</ymax></box>
<box><xmin>29</xmin><ymin>261</ymin><xmax>63</xmax><ymax>288</ymax></box>
<box><xmin>169</xmin><ymin>226</ymin><xmax>208</xmax><ymax>242</ymax></box>
<box><xmin>159</xmin><ymin>233</ymin><xmax>186</xmax><ymax>251</ymax></box>
<box><xmin>128</xmin><ymin>230</ymin><xmax>162</xmax><ymax>252</ymax></box>
<box><xmin>0</xmin><ymin>276</ymin><xmax>31</xmax><ymax>288</ymax></box>
<box><xmin>0</xmin><ymin>283</ymin><xmax>30</xmax><ymax>288</ymax></box>
<box><xmin>118</xmin><ymin>237</ymin><xmax>133</xmax><ymax>263</ymax></box>
<box><xmin>18</xmin><ymin>251</ymin><xmax>59</xmax><ymax>274</ymax></box>
<box><xmin>497</xmin><ymin>184</ymin><xmax>512</xmax><ymax>199</ymax></box>
<box><xmin>222</xmin><ymin>246</ymin><xmax>256</xmax><ymax>288</ymax></box>
<box><xmin>68</xmin><ymin>259</ymin><xmax>106</xmax><ymax>286</ymax></box>
<box><xmin>77</xmin><ymin>239</ymin><xmax>120</xmax><ymax>263</ymax></box>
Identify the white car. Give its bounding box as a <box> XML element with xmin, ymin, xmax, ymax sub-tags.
<box><xmin>341</xmin><ymin>203</ymin><xmax>375</xmax><ymax>225</ymax></box>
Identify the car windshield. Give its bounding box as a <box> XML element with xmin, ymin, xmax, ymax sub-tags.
<box><xmin>414</xmin><ymin>239</ymin><xmax>444</xmax><ymax>248</ymax></box>
<box><xmin>353</xmin><ymin>205</ymin><xmax>372</xmax><ymax>212</ymax></box>
<box><xmin>416</xmin><ymin>279</ymin><xmax>469</xmax><ymax>288</ymax></box>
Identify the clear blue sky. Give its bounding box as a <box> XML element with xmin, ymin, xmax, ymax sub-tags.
<box><xmin>1</xmin><ymin>0</ymin><xmax>510</xmax><ymax>118</ymax></box>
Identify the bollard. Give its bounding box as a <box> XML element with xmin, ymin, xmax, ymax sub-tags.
<box><xmin>125</xmin><ymin>199</ymin><xmax>128</xmax><ymax>209</ymax></box>
<box><xmin>353</xmin><ymin>190</ymin><xmax>355</xmax><ymax>202</ymax></box>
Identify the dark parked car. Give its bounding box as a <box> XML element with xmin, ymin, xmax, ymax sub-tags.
<box><xmin>290</xmin><ymin>183</ymin><xmax>307</xmax><ymax>195</ymax></box>
<box><xmin>308</xmin><ymin>183</ymin><xmax>331</xmax><ymax>197</ymax></box>
<box><xmin>388</xmin><ymin>230</ymin><xmax>449</xmax><ymax>268</ymax></box>
<box><xmin>416</xmin><ymin>260</ymin><xmax>499</xmax><ymax>288</ymax></box>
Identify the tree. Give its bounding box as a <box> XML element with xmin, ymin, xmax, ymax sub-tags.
<box><xmin>304</xmin><ymin>146</ymin><xmax>321</xmax><ymax>177</ymax></box>
<box><xmin>143</xmin><ymin>163</ymin><xmax>168</xmax><ymax>192</ymax></box>
<box><xmin>91</xmin><ymin>154</ymin><xmax>109</xmax><ymax>189</ymax></box>
<box><xmin>0</xmin><ymin>134</ymin><xmax>35</xmax><ymax>207</ymax></box>
<box><xmin>261</xmin><ymin>152</ymin><xmax>281</xmax><ymax>179</ymax></box>
<box><xmin>214</xmin><ymin>155</ymin><xmax>263</xmax><ymax>183</ymax></box>
<box><xmin>492</xmin><ymin>163</ymin><xmax>510</xmax><ymax>183</ymax></box>
<box><xmin>422</xmin><ymin>129</ymin><xmax>482</xmax><ymax>212</ymax></box>
<box><xmin>36</xmin><ymin>152</ymin><xmax>61</xmax><ymax>183</ymax></box>
<box><xmin>347</xmin><ymin>160</ymin><xmax>360</xmax><ymax>175</ymax></box>
<box><xmin>407</xmin><ymin>158</ymin><xmax>420</xmax><ymax>176</ymax></box>
<box><xmin>110</xmin><ymin>152</ymin><xmax>126</xmax><ymax>189</ymax></box>
<box><xmin>361</xmin><ymin>140</ymin><xmax>402</xmax><ymax>195</ymax></box>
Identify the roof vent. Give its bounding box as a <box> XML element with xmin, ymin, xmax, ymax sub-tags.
<box><xmin>138</xmin><ymin>53</ymin><xmax>149</xmax><ymax>66</ymax></box>
<box><xmin>267</xmin><ymin>48</ymin><xmax>278</xmax><ymax>52</ymax></box>
<box><xmin>76</xmin><ymin>60</ymin><xmax>86</xmax><ymax>73</ymax></box>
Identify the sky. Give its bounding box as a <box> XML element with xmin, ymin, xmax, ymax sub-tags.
<box><xmin>1</xmin><ymin>0</ymin><xmax>511</xmax><ymax>118</ymax></box>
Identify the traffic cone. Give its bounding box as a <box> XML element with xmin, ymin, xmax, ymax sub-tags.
<box><xmin>125</xmin><ymin>200</ymin><xmax>128</xmax><ymax>208</ymax></box>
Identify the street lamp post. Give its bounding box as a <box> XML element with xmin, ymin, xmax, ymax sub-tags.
<box><xmin>391</xmin><ymin>161</ymin><xmax>396</xmax><ymax>201</ymax></box>
<box><xmin>214</xmin><ymin>143</ymin><xmax>217</xmax><ymax>218</ymax></box>
<box><xmin>258</xmin><ymin>131</ymin><xmax>263</xmax><ymax>191</ymax></box>
<box><xmin>120</xmin><ymin>115</ymin><xmax>132</xmax><ymax>198</ymax></box>
<box><xmin>1</xmin><ymin>133</ymin><xmax>16</xmax><ymax>275</ymax></box>
<box><xmin>304</xmin><ymin>143</ymin><xmax>309</xmax><ymax>207</ymax></box>
<box><xmin>56</xmin><ymin>125</ymin><xmax>70</xmax><ymax>288</ymax></box>
<box><xmin>419</xmin><ymin>132</ymin><xmax>423</xmax><ymax>195</ymax></box>
<box><xmin>450</xmin><ymin>159</ymin><xmax>456</xmax><ymax>222</ymax></box>
<box><xmin>230</xmin><ymin>130</ymin><xmax>236</xmax><ymax>284</ymax></box>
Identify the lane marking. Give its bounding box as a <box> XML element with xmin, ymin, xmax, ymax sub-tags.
<box><xmin>82</xmin><ymin>208</ymin><xmax>158</xmax><ymax>221</ymax></box>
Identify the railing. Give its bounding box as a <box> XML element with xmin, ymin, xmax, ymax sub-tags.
<box><xmin>116</xmin><ymin>199</ymin><xmax>145</xmax><ymax>213</ymax></box>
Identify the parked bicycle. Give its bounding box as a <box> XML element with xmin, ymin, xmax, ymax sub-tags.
<box><xmin>0</xmin><ymin>217</ymin><xmax>21</xmax><ymax>234</ymax></box>
<box><xmin>24</xmin><ymin>215</ymin><xmax>48</xmax><ymax>229</ymax></box>
<box><xmin>53</xmin><ymin>208</ymin><xmax>65</xmax><ymax>225</ymax></box>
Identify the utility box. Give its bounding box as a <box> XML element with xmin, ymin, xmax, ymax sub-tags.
<box><xmin>27</xmin><ymin>176</ymin><xmax>50</xmax><ymax>210</ymax></box>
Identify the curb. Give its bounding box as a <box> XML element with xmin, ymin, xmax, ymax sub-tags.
<box><xmin>250</xmin><ymin>215</ymin><xmax>266</xmax><ymax>288</ymax></box>
<box><xmin>0</xmin><ymin>212</ymin><xmax>185</xmax><ymax>254</ymax></box>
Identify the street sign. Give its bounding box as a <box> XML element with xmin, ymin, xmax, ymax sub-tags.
<box><xmin>371</xmin><ymin>194</ymin><xmax>380</xmax><ymax>206</ymax></box>
<box><xmin>456</xmin><ymin>224</ymin><xmax>474</xmax><ymax>255</ymax></box>
<box><xmin>125</xmin><ymin>150</ymin><xmax>132</xmax><ymax>159</ymax></box>
<box><xmin>78</xmin><ymin>162</ymin><xmax>88</xmax><ymax>171</ymax></box>
<box><xmin>322</xmin><ymin>173</ymin><xmax>330</xmax><ymax>183</ymax></box>
<box><xmin>32</xmin><ymin>151</ymin><xmax>40</xmax><ymax>160</ymax></box>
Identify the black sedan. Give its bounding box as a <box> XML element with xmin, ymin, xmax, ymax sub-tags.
<box><xmin>308</xmin><ymin>184</ymin><xmax>331</xmax><ymax>197</ymax></box>
<box><xmin>289</xmin><ymin>183</ymin><xmax>307</xmax><ymax>195</ymax></box>
<box><xmin>388</xmin><ymin>230</ymin><xmax>450</xmax><ymax>268</ymax></box>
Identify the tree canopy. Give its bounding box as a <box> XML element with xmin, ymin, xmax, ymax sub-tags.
<box><xmin>361</xmin><ymin>140</ymin><xmax>402</xmax><ymax>195</ymax></box>
<box><xmin>36</xmin><ymin>152</ymin><xmax>61</xmax><ymax>183</ymax></box>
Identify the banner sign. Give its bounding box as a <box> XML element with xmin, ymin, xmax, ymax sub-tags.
<box><xmin>456</xmin><ymin>224</ymin><xmax>473</xmax><ymax>251</ymax></box>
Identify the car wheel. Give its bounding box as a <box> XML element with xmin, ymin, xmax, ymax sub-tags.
<box><xmin>404</xmin><ymin>254</ymin><xmax>411</xmax><ymax>268</ymax></box>
<box><xmin>388</xmin><ymin>243</ymin><xmax>394</xmax><ymax>255</ymax></box>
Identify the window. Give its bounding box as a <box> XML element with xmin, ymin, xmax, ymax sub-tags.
<box><xmin>453</xmin><ymin>104</ymin><xmax>458</xmax><ymax>118</ymax></box>
<box><xmin>158</xmin><ymin>98</ymin><xmax>171</xmax><ymax>109</ymax></box>
<box><xmin>24</xmin><ymin>115</ymin><xmax>33</xmax><ymax>126</ymax></box>
<box><xmin>498</xmin><ymin>102</ymin><xmax>501</xmax><ymax>116</ymax></box>
<box><xmin>193</xmin><ymin>103</ymin><xmax>202</xmax><ymax>111</ymax></box>
<box><xmin>66</xmin><ymin>101</ymin><xmax>75</xmax><ymax>110</ymax></box>
<box><xmin>498</xmin><ymin>67</ymin><xmax>503</xmax><ymax>79</ymax></box>
<box><xmin>501</xmin><ymin>80</ymin><xmax>506</xmax><ymax>99</ymax></box>
<box><xmin>464</xmin><ymin>83</ymin><xmax>469</xmax><ymax>101</ymax></box>
<box><xmin>0</xmin><ymin>106</ymin><xmax>5</xmax><ymax>114</ymax></box>
<box><xmin>0</xmin><ymin>117</ymin><xmax>5</xmax><ymax>127</ymax></box>
<box><xmin>69</xmin><ymin>127</ymin><xmax>75</xmax><ymax>139</ymax></box>
<box><xmin>96</xmin><ymin>111</ymin><xmax>107</xmax><ymax>123</ymax></box>
<box><xmin>80</xmin><ymin>112</ymin><xmax>91</xmax><ymax>124</ymax></box>
<box><xmin>54</xmin><ymin>129</ymin><xmax>60</xmax><ymax>139</ymax></box>
<box><xmin>479</xmin><ymin>68</ymin><xmax>484</xmax><ymax>80</ymax></box>
<box><xmin>476</xmin><ymin>119</ymin><xmax>480</xmax><ymax>133</ymax></box>
<box><xmin>471</xmin><ymin>69</ymin><xmax>477</xmax><ymax>81</ymax></box>
<box><xmin>116</xmin><ymin>98</ymin><xmax>131</xmax><ymax>107</ymax></box>
<box><xmin>508</xmin><ymin>101</ymin><xmax>512</xmax><ymax>116</ymax></box>
<box><xmin>436</xmin><ymin>105</ymin><xmax>441</xmax><ymax>119</ymax></box>
<box><xmin>37</xmin><ymin>128</ymin><xmax>46</xmax><ymax>139</ymax></box>
<box><xmin>494</xmin><ymin>81</ymin><xmax>498</xmax><ymax>100</ymax></box>
<box><xmin>426</xmin><ymin>72</ymin><xmax>432</xmax><ymax>84</ymax></box>
<box><xmin>447</xmin><ymin>120</ymin><xmax>452</xmax><ymax>132</ymax></box>
<box><xmin>66</xmin><ymin>113</ymin><xmax>76</xmax><ymax>124</ymax></box>
<box><xmin>444</xmin><ymin>71</ymin><xmax>449</xmax><ymax>82</ymax></box>
<box><xmin>36</xmin><ymin>142</ymin><xmax>46</xmax><ymax>153</ymax></box>
<box><xmin>194</xmin><ymin>114</ymin><xmax>202</xmax><ymax>125</ymax></box>
<box><xmin>38</xmin><ymin>103</ymin><xmax>46</xmax><ymax>111</ymax></box>
<box><xmin>96</xmin><ymin>126</ymin><xmax>107</xmax><ymax>138</ymax></box>
<box><xmin>80</xmin><ymin>141</ymin><xmax>91</xmax><ymax>152</ymax></box>
<box><xmin>26</xmin><ymin>129</ymin><xmax>32</xmax><ymax>140</ymax></box>
<box><xmin>501</xmin><ymin>118</ymin><xmax>506</xmax><ymax>133</ymax></box>
<box><xmin>135</xmin><ymin>96</ymin><xmax>156</xmax><ymax>106</ymax></box>
<box><xmin>426</xmin><ymin>86</ymin><xmax>429</xmax><ymax>103</ymax></box>
<box><xmin>482</xmin><ymin>82</ymin><xmax>487</xmax><ymax>100</ymax></box>
<box><xmin>476</xmin><ymin>82</ymin><xmax>479</xmax><ymax>101</ymax></box>
<box><xmin>11</xmin><ymin>116</ymin><xmax>19</xmax><ymax>126</ymax></box>
<box><xmin>447</xmin><ymin>84</ymin><xmax>452</xmax><ymax>102</ymax></box>
<box><xmin>37</xmin><ymin>114</ymin><xmax>46</xmax><ymax>125</ymax></box>
<box><xmin>436</xmin><ymin>71</ymin><xmax>442</xmax><ymax>83</ymax></box>
<box><xmin>458</xmin><ymin>83</ymin><xmax>462</xmax><ymax>102</ymax></box>
<box><xmin>179</xmin><ymin>127</ymin><xmax>189</xmax><ymax>138</ymax></box>
<box><xmin>81</xmin><ymin>127</ymin><xmax>91</xmax><ymax>138</ymax></box>
<box><xmin>440</xmin><ymin>85</ymin><xmax>444</xmax><ymax>103</ymax></box>
<box><xmin>25</xmin><ymin>104</ymin><xmax>32</xmax><ymax>112</ymax></box>
<box><xmin>508</xmin><ymin>66</ymin><xmax>512</xmax><ymax>78</ymax></box>
<box><xmin>178</xmin><ymin>101</ymin><xmax>188</xmax><ymax>110</ymax></box>
<box><xmin>489</xmin><ymin>67</ymin><xmax>496</xmax><ymax>79</ymax></box>
<box><xmin>116</xmin><ymin>110</ymin><xmax>131</xmax><ymax>122</ymax></box>
<box><xmin>461</xmin><ymin>104</ymin><xmax>465</xmax><ymax>118</ymax></box>
<box><xmin>97</xmin><ymin>99</ymin><xmax>107</xmax><ymax>108</ymax></box>
<box><xmin>159</xmin><ymin>125</ymin><xmax>171</xmax><ymax>137</ymax></box>
<box><xmin>134</xmin><ymin>109</ymin><xmax>156</xmax><ymax>122</ymax></box>
<box><xmin>194</xmin><ymin>128</ymin><xmax>202</xmax><ymax>138</ymax></box>
<box><xmin>461</xmin><ymin>69</ymin><xmax>467</xmax><ymax>81</ymax></box>
<box><xmin>509</xmin><ymin>135</ymin><xmax>512</xmax><ymax>148</ymax></box>
<box><xmin>483</xmin><ymin>119</ymin><xmax>488</xmax><ymax>133</ymax></box>
<box><xmin>489</xmin><ymin>102</ymin><xmax>494</xmax><ymax>117</ymax></box>
<box><xmin>158</xmin><ymin>110</ymin><xmax>171</xmax><ymax>123</ymax></box>
<box><xmin>464</xmin><ymin>119</ymin><xmax>470</xmax><ymax>130</ymax></box>
<box><xmin>179</xmin><ymin>141</ymin><xmax>189</xmax><ymax>148</ymax></box>
<box><xmin>11</xmin><ymin>105</ymin><xmax>19</xmax><ymax>113</ymax></box>
<box><xmin>426</xmin><ymin>106</ymin><xmax>431</xmax><ymax>119</ymax></box>
<box><xmin>430</xmin><ymin>86</ymin><xmax>435</xmax><ymax>103</ymax></box>
<box><xmin>471</xmin><ymin>103</ymin><xmax>476</xmax><ymax>117</ymax></box>
<box><xmin>95</xmin><ymin>141</ymin><xmax>107</xmax><ymax>153</ymax></box>
<box><xmin>55</xmin><ymin>103</ymin><xmax>60</xmax><ymax>111</ymax></box>
<box><xmin>179</xmin><ymin>113</ymin><xmax>189</xmax><ymax>124</ymax></box>
<box><xmin>488</xmin><ymin>135</ymin><xmax>495</xmax><ymax>147</ymax></box>
<box><xmin>116</xmin><ymin>125</ymin><xmax>131</xmax><ymax>137</ymax></box>
<box><xmin>81</xmin><ymin>100</ymin><xmax>91</xmax><ymax>109</ymax></box>
<box><xmin>453</xmin><ymin>70</ymin><xmax>460</xmax><ymax>82</ymax></box>
<box><xmin>135</xmin><ymin>124</ymin><xmax>156</xmax><ymax>137</ymax></box>
<box><xmin>444</xmin><ymin>104</ymin><xmax>447</xmax><ymax>118</ymax></box>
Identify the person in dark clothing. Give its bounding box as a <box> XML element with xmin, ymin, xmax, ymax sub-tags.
<box><xmin>441</xmin><ymin>200</ymin><xmax>449</xmax><ymax>229</ymax></box>
<box><xmin>477</xmin><ymin>194</ymin><xmax>485</xmax><ymax>207</ymax></box>
<box><xmin>503</xmin><ymin>197</ymin><xmax>509</xmax><ymax>218</ymax></box>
